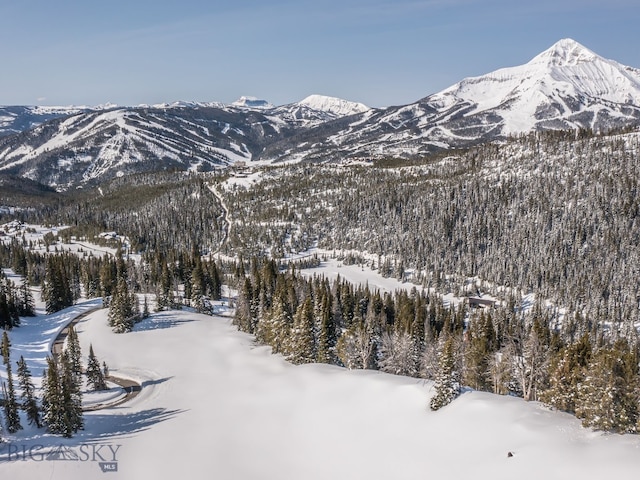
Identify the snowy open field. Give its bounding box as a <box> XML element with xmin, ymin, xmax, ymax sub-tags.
<box><xmin>1</xmin><ymin>300</ymin><xmax>640</xmax><ymax>479</ymax></box>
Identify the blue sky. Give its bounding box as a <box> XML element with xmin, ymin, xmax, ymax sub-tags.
<box><xmin>1</xmin><ymin>0</ymin><xmax>639</xmax><ymax>108</ymax></box>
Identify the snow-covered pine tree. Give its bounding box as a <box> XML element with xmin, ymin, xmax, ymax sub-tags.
<box><xmin>315</xmin><ymin>291</ymin><xmax>336</xmax><ymax>364</ymax></box>
<box><xmin>2</xmin><ymin>360</ymin><xmax>22</xmax><ymax>433</ymax></box>
<box><xmin>42</xmin><ymin>256</ymin><xmax>74</xmax><ymax>314</ymax></box>
<box><xmin>16</xmin><ymin>356</ymin><xmax>41</xmax><ymax>428</ymax></box>
<box><xmin>42</xmin><ymin>352</ymin><xmax>84</xmax><ymax>437</ymax></box>
<box><xmin>234</xmin><ymin>276</ymin><xmax>254</xmax><ymax>333</ymax></box>
<box><xmin>60</xmin><ymin>350</ymin><xmax>83</xmax><ymax>436</ymax></box>
<box><xmin>86</xmin><ymin>344</ymin><xmax>108</xmax><ymax>391</ymax></box>
<box><xmin>420</xmin><ymin>337</ymin><xmax>440</xmax><ymax>380</ymax></box>
<box><xmin>289</xmin><ymin>298</ymin><xmax>315</xmax><ymax>364</ymax></box>
<box><xmin>155</xmin><ymin>263</ymin><xmax>172</xmax><ymax>312</ymax></box>
<box><xmin>575</xmin><ymin>342</ymin><xmax>639</xmax><ymax>433</ymax></box>
<box><xmin>540</xmin><ymin>334</ymin><xmax>591</xmax><ymax>413</ymax></box>
<box><xmin>18</xmin><ymin>281</ymin><xmax>35</xmax><ymax>317</ymax></box>
<box><xmin>336</xmin><ymin>319</ymin><xmax>375</xmax><ymax>370</ymax></box>
<box><xmin>108</xmin><ymin>276</ymin><xmax>136</xmax><ymax>333</ymax></box>
<box><xmin>99</xmin><ymin>255</ymin><xmax>117</xmax><ymax>298</ymax></box>
<box><xmin>379</xmin><ymin>330</ymin><xmax>419</xmax><ymax>377</ymax></box>
<box><xmin>430</xmin><ymin>336</ymin><xmax>460</xmax><ymax>411</ymax></box>
<box><xmin>42</xmin><ymin>356</ymin><xmax>66</xmax><ymax>435</ymax></box>
<box><xmin>142</xmin><ymin>295</ymin><xmax>150</xmax><ymax>318</ymax></box>
<box><xmin>65</xmin><ymin>325</ymin><xmax>82</xmax><ymax>380</ymax></box>
<box><xmin>463</xmin><ymin>310</ymin><xmax>496</xmax><ymax>391</ymax></box>
<box><xmin>190</xmin><ymin>259</ymin><xmax>207</xmax><ymax>313</ymax></box>
<box><xmin>256</xmin><ymin>293</ymin><xmax>292</xmax><ymax>354</ymax></box>
<box><xmin>206</xmin><ymin>260</ymin><xmax>222</xmax><ymax>300</ymax></box>
<box><xmin>1</xmin><ymin>331</ymin><xmax>10</xmax><ymax>365</ymax></box>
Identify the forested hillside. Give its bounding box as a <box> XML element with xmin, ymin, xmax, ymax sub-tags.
<box><xmin>3</xmin><ymin>127</ymin><xmax>640</xmax><ymax>433</ymax></box>
<box><xmin>218</xmin><ymin>129</ymin><xmax>640</xmax><ymax>329</ymax></box>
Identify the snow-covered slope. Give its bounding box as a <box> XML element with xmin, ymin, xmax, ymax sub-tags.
<box><xmin>4</xmin><ymin>304</ymin><xmax>640</xmax><ymax>480</ymax></box>
<box><xmin>0</xmin><ymin>105</ymin><xmax>91</xmax><ymax>138</ymax></box>
<box><xmin>0</xmin><ymin>95</ymin><xmax>371</xmax><ymax>188</ymax></box>
<box><xmin>431</xmin><ymin>38</ymin><xmax>640</xmax><ymax>134</ymax></box>
<box><xmin>298</xmin><ymin>94</ymin><xmax>369</xmax><ymax>117</ymax></box>
<box><xmin>0</xmin><ymin>107</ymin><xmax>263</xmax><ymax>189</ymax></box>
<box><xmin>264</xmin><ymin>39</ymin><xmax>640</xmax><ymax>161</ymax></box>
<box><xmin>266</xmin><ymin>94</ymin><xmax>371</xmax><ymax>128</ymax></box>
<box><xmin>231</xmin><ymin>96</ymin><xmax>275</xmax><ymax>109</ymax></box>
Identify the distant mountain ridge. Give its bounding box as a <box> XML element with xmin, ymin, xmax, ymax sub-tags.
<box><xmin>0</xmin><ymin>105</ymin><xmax>89</xmax><ymax>138</ymax></box>
<box><xmin>265</xmin><ymin>39</ymin><xmax>640</xmax><ymax>161</ymax></box>
<box><xmin>0</xmin><ymin>95</ymin><xmax>370</xmax><ymax>189</ymax></box>
<box><xmin>1</xmin><ymin>39</ymin><xmax>639</xmax><ymax>188</ymax></box>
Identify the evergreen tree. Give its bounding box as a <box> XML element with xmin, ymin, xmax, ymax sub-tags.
<box><xmin>42</xmin><ymin>356</ymin><xmax>66</xmax><ymax>435</ymax></box>
<box><xmin>256</xmin><ymin>294</ymin><xmax>292</xmax><ymax>354</ymax></box>
<box><xmin>60</xmin><ymin>351</ymin><xmax>83</xmax><ymax>436</ymax></box>
<box><xmin>190</xmin><ymin>260</ymin><xmax>207</xmax><ymax>313</ymax></box>
<box><xmin>99</xmin><ymin>255</ymin><xmax>117</xmax><ymax>298</ymax></box>
<box><xmin>206</xmin><ymin>261</ymin><xmax>222</xmax><ymax>300</ymax></box>
<box><xmin>65</xmin><ymin>325</ymin><xmax>82</xmax><ymax>380</ymax></box>
<box><xmin>463</xmin><ymin>311</ymin><xmax>497</xmax><ymax>391</ymax></box>
<box><xmin>2</xmin><ymin>355</ymin><xmax>22</xmax><ymax>433</ymax></box>
<box><xmin>1</xmin><ymin>331</ymin><xmax>10</xmax><ymax>366</ymax></box>
<box><xmin>430</xmin><ymin>336</ymin><xmax>460</xmax><ymax>411</ymax></box>
<box><xmin>379</xmin><ymin>330</ymin><xmax>418</xmax><ymax>377</ymax></box>
<box><xmin>289</xmin><ymin>298</ymin><xmax>315</xmax><ymax>364</ymax></box>
<box><xmin>336</xmin><ymin>319</ymin><xmax>375</xmax><ymax>369</ymax></box>
<box><xmin>86</xmin><ymin>344</ymin><xmax>108</xmax><ymax>391</ymax></box>
<box><xmin>42</xmin><ymin>256</ymin><xmax>74</xmax><ymax>314</ymax></box>
<box><xmin>108</xmin><ymin>276</ymin><xmax>137</xmax><ymax>333</ymax></box>
<box><xmin>18</xmin><ymin>280</ymin><xmax>36</xmax><ymax>317</ymax></box>
<box><xmin>540</xmin><ymin>334</ymin><xmax>591</xmax><ymax>413</ymax></box>
<box><xmin>0</xmin><ymin>287</ymin><xmax>19</xmax><ymax>330</ymax></box>
<box><xmin>42</xmin><ymin>353</ymin><xmax>84</xmax><ymax>437</ymax></box>
<box><xmin>575</xmin><ymin>342</ymin><xmax>639</xmax><ymax>433</ymax></box>
<box><xmin>142</xmin><ymin>295</ymin><xmax>150</xmax><ymax>318</ymax></box>
<box><xmin>16</xmin><ymin>356</ymin><xmax>41</xmax><ymax>428</ymax></box>
<box><xmin>155</xmin><ymin>262</ymin><xmax>172</xmax><ymax>311</ymax></box>
<box><xmin>234</xmin><ymin>276</ymin><xmax>255</xmax><ymax>333</ymax></box>
<box><xmin>316</xmin><ymin>291</ymin><xmax>336</xmax><ymax>364</ymax></box>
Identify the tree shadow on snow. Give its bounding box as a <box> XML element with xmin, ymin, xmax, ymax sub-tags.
<box><xmin>81</xmin><ymin>407</ymin><xmax>185</xmax><ymax>441</ymax></box>
<box><xmin>133</xmin><ymin>312</ymin><xmax>195</xmax><ymax>332</ymax></box>
<box><xmin>141</xmin><ymin>376</ymin><xmax>173</xmax><ymax>388</ymax></box>
<box><xmin>0</xmin><ymin>407</ymin><xmax>186</xmax><ymax>456</ymax></box>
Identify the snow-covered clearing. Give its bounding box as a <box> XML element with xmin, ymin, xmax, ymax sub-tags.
<box><xmin>1</xmin><ymin>302</ymin><xmax>640</xmax><ymax>478</ymax></box>
<box><xmin>1</xmin><ymin>222</ymin><xmax>138</xmax><ymax>261</ymax></box>
<box><xmin>300</xmin><ymin>257</ymin><xmax>462</xmax><ymax>306</ymax></box>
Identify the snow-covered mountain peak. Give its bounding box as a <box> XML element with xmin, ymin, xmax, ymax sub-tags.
<box><xmin>231</xmin><ymin>96</ymin><xmax>274</xmax><ymax>109</ymax></box>
<box><xmin>424</xmin><ymin>38</ymin><xmax>640</xmax><ymax>135</ymax></box>
<box><xmin>298</xmin><ymin>94</ymin><xmax>370</xmax><ymax>117</ymax></box>
<box><xmin>528</xmin><ymin>38</ymin><xmax>598</xmax><ymax>67</ymax></box>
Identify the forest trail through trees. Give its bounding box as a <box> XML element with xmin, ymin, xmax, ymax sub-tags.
<box><xmin>207</xmin><ymin>183</ymin><xmax>231</xmax><ymax>255</ymax></box>
<box><xmin>52</xmin><ymin>306</ymin><xmax>142</xmax><ymax>411</ymax></box>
